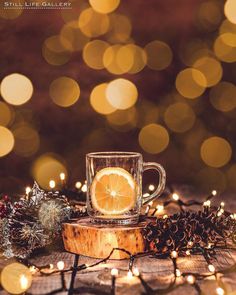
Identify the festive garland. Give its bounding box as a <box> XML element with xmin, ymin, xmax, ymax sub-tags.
<box><xmin>0</xmin><ymin>180</ymin><xmax>236</xmax><ymax>295</ymax></box>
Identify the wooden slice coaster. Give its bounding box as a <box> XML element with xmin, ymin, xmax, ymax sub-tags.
<box><xmin>62</xmin><ymin>217</ymin><xmax>150</xmax><ymax>259</ymax></box>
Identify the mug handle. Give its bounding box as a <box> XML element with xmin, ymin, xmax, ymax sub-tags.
<box><xmin>142</xmin><ymin>162</ymin><xmax>166</xmax><ymax>205</ymax></box>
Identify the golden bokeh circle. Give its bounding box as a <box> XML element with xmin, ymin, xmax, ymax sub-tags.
<box><xmin>78</xmin><ymin>8</ymin><xmax>110</xmax><ymax>37</ymax></box>
<box><xmin>164</xmin><ymin>102</ymin><xmax>196</xmax><ymax>133</ymax></box>
<box><xmin>209</xmin><ymin>81</ymin><xmax>236</xmax><ymax>112</ymax></box>
<box><xmin>60</xmin><ymin>21</ymin><xmax>89</xmax><ymax>52</ymax></box>
<box><xmin>0</xmin><ymin>262</ymin><xmax>32</xmax><ymax>295</ymax></box>
<box><xmin>106</xmin><ymin>78</ymin><xmax>138</xmax><ymax>110</ymax></box>
<box><xmin>83</xmin><ymin>40</ymin><xmax>109</xmax><ymax>69</ymax></box>
<box><xmin>200</xmin><ymin>136</ymin><xmax>232</xmax><ymax>168</ymax></box>
<box><xmin>126</xmin><ymin>44</ymin><xmax>147</xmax><ymax>74</ymax></box>
<box><xmin>214</xmin><ymin>35</ymin><xmax>236</xmax><ymax>63</ymax></box>
<box><xmin>145</xmin><ymin>40</ymin><xmax>173</xmax><ymax>70</ymax></box>
<box><xmin>139</xmin><ymin>124</ymin><xmax>169</xmax><ymax>154</ymax></box>
<box><xmin>0</xmin><ymin>1</ymin><xmax>23</xmax><ymax>19</ymax></box>
<box><xmin>42</xmin><ymin>35</ymin><xmax>71</xmax><ymax>66</ymax></box>
<box><xmin>219</xmin><ymin>19</ymin><xmax>236</xmax><ymax>46</ymax></box>
<box><xmin>224</xmin><ymin>0</ymin><xmax>236</xmax><ymax>24</ymax></box>
<box><xmin>90</xmin><ymin>83</ymin><xmax>116</xmax><ymax>114</ymax></box>
<box><xmin>107</xmin><ymin>13</ymin><xmax>132</xmax><ymax>43</ymax></box>
<box><xmin>0</xmin><ymin>126</ymin><xmax>15</xmax><ymax>157</ymax></box>
<box><xmin>193</xmin><ymin>56</ymin><xmax>223</xmax><ymax>87</ymax></box>
<box><xmin>0</xmin><ymin>102</ymin><xmax>14</xmax><ymax>127</ymax></box>
<box><xmin>106</xmin><ymin>107</ymin><xmax>137</xmax><ymax>132</ymax></box>
<box><xmin>175</xmin><ymin>68</ymin><xmax>206</xmax><ymax>99</ymax></box>
<box><xmin>49</xmin><ymin>77</ymin><xmax>80</xmax><ymax>107</ymax></box>
<box><xmin>32</xmin><ymin>154</ymin><xmax>67</xmax><ymax>189</ymax></box>
<box><xmin>0</xmin><ymin>73</ymin><xmax>33</xmax><ymax>106</ymax></box>
<box><xmin>89</xmin><ymin>0</ymin><xmax>120</xmax><ymax>14</ymax></box>
<box><xmin>12</xmin><ymin>124</ymin><xmax>40</xmax><ymax>157</ymax></box>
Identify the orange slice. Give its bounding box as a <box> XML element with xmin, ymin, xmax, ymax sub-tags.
<box><xmin>91</xmin><ymin>167</ymin><xmax>136</xmax><ymax>215</ymax></box>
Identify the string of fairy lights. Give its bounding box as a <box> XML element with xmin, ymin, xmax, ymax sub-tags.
<box><xmin>0</xmin><ymin>178</ymin><xmax>235</xmax><ymax>295</ymax></box>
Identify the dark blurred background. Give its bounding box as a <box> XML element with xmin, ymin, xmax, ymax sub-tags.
<box><xmin>0</xmin><ymin>0</ymin><xmax>236</xmax><ymax>194</ymax></box>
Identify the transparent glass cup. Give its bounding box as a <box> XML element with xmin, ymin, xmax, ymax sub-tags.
<box><xmin>86</xmin><ymin>152</ymin><xmax>166</xmax><ymax>225</ymax></box>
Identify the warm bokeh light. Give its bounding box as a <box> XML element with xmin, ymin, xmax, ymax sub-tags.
<box><xmin>42</xmin><ymin>35</ymin><xmax>71</xmax><ymax>66</ymax></box>
<box><xmin>0</xmin><ymin>263</ymin><xmax>32</xmax><ymax>295</ymax></box>
<box><xmin>126</xmin><ymin>44</ymin><xmax>147</xmax><ymax>74</ymax></box>
<box><xmin>32</xmin><ymin>153</ymin><xmax>67</xmax><ymax>189</ymax></box>
<box><xmin>83</xmin><ymin>40</ymin><xmax>109</xmax><ymax>69</ymax></box>
<box><xmin>0</xmin><ymin>126</ymin><xmax>15</xmax><ymax>157</ymax></box>
<box><xmin>79</xmin><ymin>7</ymin><xmax>110</xmax><ymax>37</ymax></box>
<box><xmin>89</xmin><ymin>0</ymin><xmax>120</xmax><ymax>14</ymax></box>
<box><xmin>209</xmin><ymin>81</ymin><xmax>236</xmax><ymax>112</ymax></box>
<box><xmin>0</xmin><ymin>73</ymin><xmax>33</xmax><ymax>106</ymax></box>
<box><xmin>136</xmin><ymin>100</ymin><xmax>159</xmax><ymax>128</ymax></box>
<box><xmin>61</xmin><ymin>0</ymin><xmax>89</xmax><ymax>23</ymax></box>
<box><xmin>49</xmin><ymin>77</ymin><xmax>80</xmax><ymax>107</ymax></box>
<box><xmin>224</xmin><ymin>0</ymin><xmax>236</xmax><ymax>24</ymax></box>
<box><xmin>106</xmin><ymin>78</ymin><xmax>138</xmax><ymax>110</ymax></box>
<box><xmin>12</xmin><ymin>124</ymin><xmax>40</xmax><ymax>157</ymax></box>
<box><xmin>200</xmin><ymin>136</ymin><xmax>232</xmax><ymax>168</ymax></box>
<box><xmin>144</xmin><ymin>40</ymin><xmax>173</xmax><ymax>70</ymax></box>
<box><xmin>0</xmin><ymin>102</ymin><xmax>14</xmax><ymax>127</ymax></box>
<box><xmin>196</xmin><ymin>0</ymin><xmax>222</xmax><ymax>32</ymax></box>
<box><xmin>193</xmin><ymin>57</ymin><xmax>223</xmax><ymax>87</ymax></box>
<box><xmin>219</xmin><ymin>20</ymin><xmax>236</xmax><ymax>46</ymax></box>
<box><xmin>103</xmin><ymin>44</ymin><xmax>137</xmax><ymax>74</ymax></box>
<box><xmin>195</xmin><ymin>167</ymin><xmax>226</xmax><ymax>192</ymax></box>
<box><xmin>164</xmin><ymin>102</ymin><xmax>196</xmax><ymax>133</ymax></box>
<box><xmin>214</xmin><ymin>35</ymin><xmax>236</xmax><ymax>63</ymax></box>
<box><xmin>90</xmin><ymin>83</ymin><xmax>116</xmax><ymax>114</ymax></box>
<box><xmin>60</xmin><ymin>21</ymin><xmax>89</xmax><ymax>52</ymax></box>
<box><xmin>107</xmin><ymin>13</ymin><xmax>132</xmax><ymax>43</ymax></box>
<box><xmin>138</xmin><ymin>124</ymin><xmax>169</xmax><ymax>154</ymax></box>
<box><xmin>0</xmin><ymin>1</ymin><xmax>23</xmax><ymax>19</ymax></box>
<box><xmin>175</xmin><ymin>68</ymin><xmax>206</xmax><ymax>99</ymax></box>
<box><xmin>106</xmin><ymin>107</ymin><xmax>137</xmax><ymax>132</ymax></box>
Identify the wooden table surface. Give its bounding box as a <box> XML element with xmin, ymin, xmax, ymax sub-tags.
<box><xmin>0</xmin><ymin>189</ymin><xmax>235</xmax><ymax>295</ymax></box>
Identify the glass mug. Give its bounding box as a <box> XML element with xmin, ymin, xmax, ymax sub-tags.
<box><xmin>86</xmin><ymin>152</ymin><xmax>166</xmax><ymax>224</ymax></box>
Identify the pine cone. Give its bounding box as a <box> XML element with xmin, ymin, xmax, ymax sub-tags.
<box><xmin>143</xmin><ymin>209</ymin><xmax>235</xmax><ymax>256</ymax></box>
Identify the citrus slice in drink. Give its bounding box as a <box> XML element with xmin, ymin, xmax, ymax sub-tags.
<box><xmin>91</xmin><ymin>167</ymin><xmax>136</xmax><ymax>215</ymax></box>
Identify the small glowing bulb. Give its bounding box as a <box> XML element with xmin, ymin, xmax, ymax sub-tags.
<box><xmin>186</xmin><ymin>275</ymin><xmax>195</xmax><ymax>284</ymax></box>
<box><xmin>208</xmin><ymin>264</ymin><xmax>215</xmax><ymax>273</ymax></box>
<box><xmin>20</xmin><ymin>274</ymin><xmax>28</xmax><ymax>290</ymax></box>
<box><xmin>212</xmin><ymin>190</ymin><xmax>217</xmax><ymax>196</ymax></box>
<box><xmin>57</xmin><ymin>261</ymin><xmax>65</xmax><ymax>270</ymax></box>
<box><xmin>148</xmin><ymin>184</ymin><xmax>155</xmax><ymax>191</ymax></box>
<box><xmin>81</xmin><ymin>184</ymin><xmax>87</xmax><ymax>192</ymax></box>
<box><xmin>220</xmin><ymin>202</ymin><xmax>225</xmax><ymax>207</ymax></box>
<box><xmin>25</xmin><ymin>187</ymin><xmax>31</xmax><ymax>195</ymax></box>
<box><xmin>203</xmin><ymin>200</ymin><xmax>211</xmax><ymax>207</ymax></box>
<box><xmin>133</xmin><ymin>267</ymin><xmax>139</xmax><ymax>276</ymax></box>
<box><xmin>111</xmin><ymin>268</ymin><xmax>119</xmax><ymax>277</ymax></box>
<box><xmin>156</xmin><ymin>204</ymin><xmax>164</xmax><ymax>212</ymax></box>
<box><xmin>49</xmin><ymin>264</ymin><xmax>54</xmax><ymax>270</ymax></box>
<box><xmin>220</xmin><ymin>208</ymin><xmax>224</xmax><ymax>213</ymax></box>
<box><xmin>186</xmin><ymin>250</ymin><xmax>191</xmax><ymax>256</ymax></box>
<box><xmin>216</xmin><ymin>287</ymin><xmax>225</xmax><ymax>295</ymax></box>
<box><xmin>60</xmin><ymin>173</ymin><xmax>65</xmax><ymax>181</ymax></box>
<box><xmin>163</xmin><ymin>214</ymin><xmax>168</xmax><ymax>219</ymax></box>
<box><xmin>175</xmin><ymin>269</ymin><xmax>181</xmax><ymax>277</ymax></box>
<box><xmin>127</xmin><ymin>270</ymin><xmax>133</xmax><ymax>279</ymax></box>
<box><xmin>172</xmin><ymin>193</ymin><xmax>179</xmax><ymax>201</ymax></box>
<box><xmin>171</xmin><ymin>251</ymin><xmax>178</xmax><ymax>258</ymax></box>
<box><xmin>49</xmin><ymin>180</ymin><xmax>56</xmax><ymax>189</ymax></box>
<box><xmin>29</xmin><ymin>265</ymin><xmax>37</xmax><ymax>274</ymax></box>
<box><xmin>75</xmin><ymin>181</ymin><xmax>82</xmax><ymax>189</ymax></box>
<box><xmin>217</xmin><ymin>211</ymin><xmax>223</xmax><ymax>217</ymax></box>
<box><xmin>188</xmin><ymin>241</ymin><xmax>193</xmax><ymax>247</ymax></box>
<box><xmin>143</xmin><ymin>193</ymin><xmax>150</xmax><ymax>198</ymax></box>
